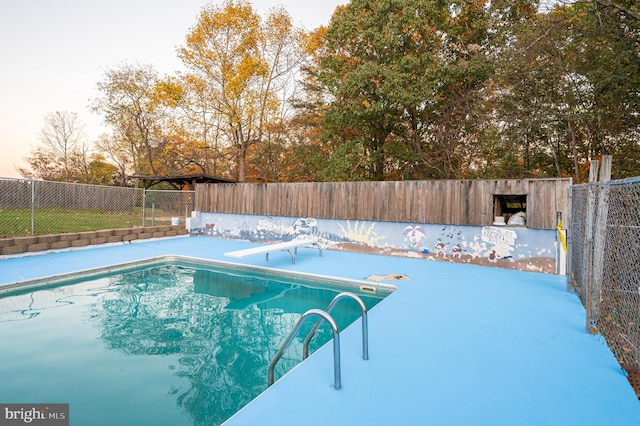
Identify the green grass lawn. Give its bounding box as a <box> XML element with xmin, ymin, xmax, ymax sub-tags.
<box><xmin>0</xmin><ymin>208</ymin><xmax>171</xmax><ymax>238</ymax></box>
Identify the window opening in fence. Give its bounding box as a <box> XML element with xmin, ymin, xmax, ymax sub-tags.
<box><xmin>493</xmin><ymin>194</ymin><xmax>527</xmax><ymax>226</ymax></box>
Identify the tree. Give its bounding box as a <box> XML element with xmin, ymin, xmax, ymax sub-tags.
<box><xmin>311</xmin><ymin>0</ymin><xmax>538</xmax><ymax>181</ymax></box>
<box><xmin>155</xmin><ymin>73</ymin><xmax>235</xmax><ymax>178</ymax></box>
<box><xmin>313</xmin><ymin>0</ymin><xmax>439</xmax><ymax>180</ymax></box>
<box><xmin>19</xmin><ymin>111</ymin><xmax>92</xmax><ymax>182</ymax></box>
<box><xmin>92</xmin><ymin>63</ymin><xmax>172</xmax><ymax>177</ymax></box>
<box><xmin>274</xmin><ymin>26</ymin><xmax>337</xmax><ymax>182</ymax></box>
<box><xmin>415</xmin><ymin>1</ymin><xmax>535</xmax><ymax>179</ymax></box>
<box><xmin>83</xmin><ymin>153</ymin><xmax>119</xmax><ymax>186</ymax></box>
<box><xmin>177</xmin><ymin>0</ymin><xmax>305</xmax><ymax>182</ymax></box>
<box><xmin>95</xmin><ymin>133</ymin><xmax>132</xmax><ymax>186</ymax></box>
<box><xmin>39</xmin><ymin>111</ymin><xmax>85</xmax><ymax>182</ymax></box>
<box><xmin>575</xmin><ymin>0</ymin><xmax>640</xmax><ymax>178</ymax></box>
<box><xmin>493</xmin><ymin>1</ymin><xmax>640</xmax><ymax>181</ymax></box>
<box><xmin>18</xmin><ymin>146</ymin><xmax>66</xmax><ymax>181</ymax></box>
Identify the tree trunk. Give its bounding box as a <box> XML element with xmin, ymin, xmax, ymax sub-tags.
<box><xmin>237</xmin><ymin>141</ymin><xmax>248</xmax><ymax>183</ymax></box>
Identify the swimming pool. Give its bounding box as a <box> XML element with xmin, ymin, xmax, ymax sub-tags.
<box><xmin>0</xmin><ymin>257</ymin><xmax>393</xmax><ymax>426</ymax></box>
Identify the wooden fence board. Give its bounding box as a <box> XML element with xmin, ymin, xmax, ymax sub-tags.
<box><xmin>195</xmin><ymin>179</ymin><xmax>571</xmax><ymax>230</ymax></box>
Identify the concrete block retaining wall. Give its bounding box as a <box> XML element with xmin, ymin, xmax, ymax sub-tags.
<box><xmin>0</xmin><ymin>225</ymin><xmax>188</xmax><ymax>256</ymax></box>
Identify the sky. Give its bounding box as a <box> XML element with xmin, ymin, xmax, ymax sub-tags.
<box><xmin>0</xmin><ymin>0</ymin><xmax>344</xmax><ymax>178</ymax></box>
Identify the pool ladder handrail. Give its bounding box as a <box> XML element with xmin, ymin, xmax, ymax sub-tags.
<box><xmin>268</xmin><ymin>309</ymin><xmax>342</xmax><ymax>390</ymax></box>
<box><xmin>303</xmin><ymin>292</ymin><xmax>369</xmax><ymax>361</ymax></box>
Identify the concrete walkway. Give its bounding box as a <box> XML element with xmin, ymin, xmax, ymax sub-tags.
<box><xmin>1</xmin><ymin>236</ymin><xmax>639</xmax><ymax>425</ymax></box>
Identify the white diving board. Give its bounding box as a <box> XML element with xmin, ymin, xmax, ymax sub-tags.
<box><xmin>224</xmin><ymin>238</ymin><xmax>322</xmax><ymax>264</ymax></box>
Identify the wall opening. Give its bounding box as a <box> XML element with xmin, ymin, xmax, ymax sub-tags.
<box><xmin>493</xmin><ymin>194</ymin><xmax>527</xmax><ymax>226</ymax></box>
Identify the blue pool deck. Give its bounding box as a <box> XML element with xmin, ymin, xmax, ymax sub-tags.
<box><xmin>1</xmin><ymin>236</ymin><xmax>639</xmax><ymax>426</ymax></box>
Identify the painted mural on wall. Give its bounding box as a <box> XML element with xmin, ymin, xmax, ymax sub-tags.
<box><xmin>189</xmin><ymin>212</ymin><xmax>559</xmax><ymax>274</ymax></box>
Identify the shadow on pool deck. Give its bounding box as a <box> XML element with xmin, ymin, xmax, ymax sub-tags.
<box><xmin>1</xmin><ymin>236</ymin><xmax>639</xmax><ymax>426</ymax></box>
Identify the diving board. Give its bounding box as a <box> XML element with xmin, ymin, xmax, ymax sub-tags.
<box><xmin>224</xmin><ymin>238</ymin><xmax>322</xmax><ymax>264</ymax></box>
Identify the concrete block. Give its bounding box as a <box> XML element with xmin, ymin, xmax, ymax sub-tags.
<box><xmin>2</xmin><ymin>225</ymin><xmax>191</xmax><ymax>255</ymax></box>
<box><xmin>12</xmin><ymin>236</ymin><xmax>38</xmax><ymax>247</ymax></box>
<box><xmin>71</xmin><ymin>239</ymin><xmax>90</xmax><ymax>247</ymax></box>
<box><xmin>0</xmin><ymin>239</ymin><xmax>14</xmax><ymax>248</ymax></box>
<box><xmin>78</xmin><ymin>232</ymin><xmax>97</xmax><ymax>240</ymax></box>
<box><xmin>2</xmin><ymin>245</ymin><xmax>26</xmax><ymax>255</ymax></box>
<box><xmin>37</xmin><ymin>235</ymin><xmax>59</xmax><ymax>244</ymax></box>
<box><xmin>28</xmin><ymin>243</ymin><xmax>50</xmax><ymax>252</ymax></box>
<box><xmin>50</xmin><ymin>241</ymin><xmax>71</xmax><ymax>250</ymax></box>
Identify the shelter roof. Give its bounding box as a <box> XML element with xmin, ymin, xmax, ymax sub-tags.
<box><xmin>129</xmin><ymin>174</ymin><xmax>235</xmax><ymax>190</ymax></box>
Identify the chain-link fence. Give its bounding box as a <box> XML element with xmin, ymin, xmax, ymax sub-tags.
<box><xmin>0</xmin><ymin>178</ymin><xmax>194</xmax><ymax>238</ymax></box>
<box><xmin>569</xmin><ymin>176</ymin><xmax>640</xmax><ymax>380</ymax></box>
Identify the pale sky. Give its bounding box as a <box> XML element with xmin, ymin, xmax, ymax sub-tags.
<box><xmin>0</xmin><ymin>0</ymin><xmax>344</xmax><ymax>178</ymax></box>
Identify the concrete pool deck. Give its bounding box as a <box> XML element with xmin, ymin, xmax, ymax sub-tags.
<box><xmin>1</xmin><ymin>236</ymin><xmax>639</xmax><ymax>425</ymax></box>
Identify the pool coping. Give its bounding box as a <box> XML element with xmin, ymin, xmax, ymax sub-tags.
<box><xmin>0</xmin><ymin>254</ymin><xmax>397</xmax><ymax>297</ymax></box>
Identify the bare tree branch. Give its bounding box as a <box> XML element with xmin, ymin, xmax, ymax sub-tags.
<box><xmin>40</xmin><ymin>111</ymin><xmax>85</xmax><ymax>182</ymax></box>
<box><xmin>593</xmin><ymin>0</ymin><xmax>640</xmax><ymax>22</ymax></box>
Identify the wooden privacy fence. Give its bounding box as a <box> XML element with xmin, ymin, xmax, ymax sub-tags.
<box><xmin>196</xmin><ymin>179</ymin><xmax>571</xmax><ymax>230</ymax></box>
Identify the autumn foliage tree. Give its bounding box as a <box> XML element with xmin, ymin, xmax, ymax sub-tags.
<box><xmin>92</xmin><ymin>63</ymin><xmax>167</xmax><ymax>176</ymax></box>
<box><xmin>177</xmin><ymin>0</ymin><xmax>305</xmax><ymax>182</ymax></box>
<box><xmin>29</xmin><ymin>0</ymin><xmax>637</xmax><ymax>185</ymax></box>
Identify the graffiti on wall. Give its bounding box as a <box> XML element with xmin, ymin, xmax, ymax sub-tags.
<box><xmin>190</xmin><ymin>212</ymin><xmax>558</xmax><ymax>274</ymax></box>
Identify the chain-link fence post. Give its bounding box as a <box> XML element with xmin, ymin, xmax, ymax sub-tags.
<box><xmin>584</xmin><ymin>161</ymin><xmax>598</xmax><ymax>333</ymax></box>
<box><xmin>569</xmin><ymin>168</ymin><xmax>640</xmax><ymax>394</ymax></box>
<box><xmin>142</xmin><ymin>188</ymin><xmax>147</xmax><ymax>227</ymax></box>
<box><xmin>30</xmin><ymin>179</ymin><xmax>35</xmax><ymax>235</ymax></box>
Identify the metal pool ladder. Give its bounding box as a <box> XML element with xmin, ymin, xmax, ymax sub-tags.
<box><xmin>267</xmin><ymin>292</ymin><xmax>369</xmax><ymax>391</ymax></box>
<box><xmin>303</xmin><ymin>292</ymin><xmax>369</xmax><ymax>361</ymax></box>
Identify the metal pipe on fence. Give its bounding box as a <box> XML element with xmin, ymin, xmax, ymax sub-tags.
<box><xmin>142</xmin><ymin>189</ymin><xmax>146</xmax><ymax>226</ymax></box>
<box><xmin>30</xmin><ymin>180</ymin><xmax>35</xmax><ymax>235</ymax></box>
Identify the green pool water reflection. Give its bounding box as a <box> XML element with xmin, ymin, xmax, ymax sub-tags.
<box><xmin>0</xmin><ymin>262</ymin><xmax>387</xmax><ymax>426</ymax></box>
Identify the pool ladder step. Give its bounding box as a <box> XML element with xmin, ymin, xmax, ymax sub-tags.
<box><xmin>267</xmin><ymin>292</ymin><xmax>369</xmax><ymax>390</ymax></box>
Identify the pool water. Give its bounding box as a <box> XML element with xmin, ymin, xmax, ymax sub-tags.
<box><xmin>0</xmin><ymin>261</ymin><xmax>386</xmax><ymax>426</ymax></box>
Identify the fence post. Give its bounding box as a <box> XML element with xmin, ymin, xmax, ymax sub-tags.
<box><xmin>142</xmin><ymin>188</ymin><xmax>147</xmax><ymax>227</ymax></box>
<box><xmin>30</xmin><ymin>180</ymin><xmax>35</xmax><ymax>235</ymax></box>
<box><xmin>584</xmin><ymin>160</ymin><xmax>599</xmax><ymax>334</ymax></box>
<box><xmin>589</xmin><ymin>156</ymin><xmax>612</xmax><ymax>335</ymax></box>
